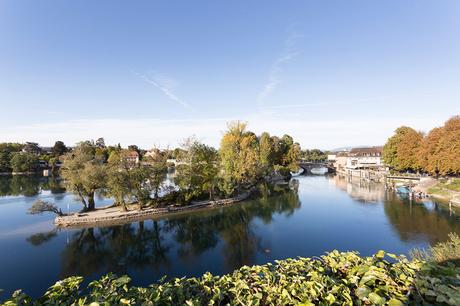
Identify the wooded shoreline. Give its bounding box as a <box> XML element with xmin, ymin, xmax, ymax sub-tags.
<box><xmin>55</xmin><ymin>188</ymin><xmax>256</xmax><ymax>228</ymax></box>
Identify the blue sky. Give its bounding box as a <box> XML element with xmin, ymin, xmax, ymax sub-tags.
<box><xmin>1</xmin><ymin>1</ymin><xmax>459</xmax><ymax>149</ymax></box>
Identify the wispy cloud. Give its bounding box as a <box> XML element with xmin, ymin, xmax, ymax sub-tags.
<box><xmin>135</xmin><ymin>71</ymin><xmax>191</xmax><ymax>109</ymax></box>
<box><xmin>257</xmin><ymin>28</ymin><xmax>302</xmax><ymax>107</ymax></box>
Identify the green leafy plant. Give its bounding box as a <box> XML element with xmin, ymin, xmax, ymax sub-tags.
<box><xmin>2</xmin><ymin>249</ymin><xmax>459</xmax><ymax>305</ymax></box>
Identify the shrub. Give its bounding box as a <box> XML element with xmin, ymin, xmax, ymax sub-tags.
<box><xmin>2</xmin><ymin>250</ymin><xmax>459</xmax><ymax>305</ymax></box>
<box><xmin>274</xmin><ymin>165</ymin><xmax>291</xmax><ymax>178</ymax></box>
<box><xmin>411</xmin><ymin>233</ymin><xmax>460</xmax><ymax>266</ymax></box>
<box><xmin>28</xmin><ymin>200</ymin><xmax>63</xmax><ymax>216</ymax></box>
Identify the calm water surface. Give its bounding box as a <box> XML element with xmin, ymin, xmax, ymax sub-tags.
<box><xmin>0</xmin><ymin>174</ymin><xmax>459</xmax><ymax>298</ymax></box>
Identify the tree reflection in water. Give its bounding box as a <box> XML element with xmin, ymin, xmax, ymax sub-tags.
<box><xmin>0</xmin><ymin>175</ymin><xmax>65</xmax><ymax>197</ymax></box>
<box><xmin>59</xmin><ymin>221</ymin><xmax>171</xmax><ymax>279</ymax></box>
<box><xmin>27</xmin><ymin>184</ymin><xmax>301</xmax><ymax>280</ymax></box>
<box><xmin>330</xmin><ymin>175</ymin><xmax>460</xmax><ymax>245</ymax></box>
<box><xmin>26</xmin><ymin>229</ymin><xmax>58</xmax><ymax>246</ymax></box>
<box><xmin>13</xmin><ymin>175</ymin><xmax>460</xmax><ymax>298</ymax></box>
<box><xmin>383</xmin><ymin>193</ymin><xmax>460</xmax><ymax>245</ymax></box>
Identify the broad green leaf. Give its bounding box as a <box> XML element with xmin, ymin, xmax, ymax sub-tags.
<box><xmin>368</xmin><ymin>292</ymin><xmax>385</xmax><ymax>305</ymax></box>
<box><xmin>388</xmin><ymin>298</ymin><xmax>403</xmax><ymax>306</ymax></box>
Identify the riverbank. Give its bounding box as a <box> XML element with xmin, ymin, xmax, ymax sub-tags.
<box><xmin>413</xmin><ymin>177</ymin><xmax>460</xmax><ymax>206</ymax></box>
<box><xmin>55</xmin><ymin>188</ymin><xmax>255</xmax><ymax>228</ymax></box>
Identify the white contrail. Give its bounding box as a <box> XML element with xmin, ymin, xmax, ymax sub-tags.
<box><xmin>135</xmin><ymin>71</ymin><xmax>191</xmax><ymax>109</ymax></box>
<box><xmin>257</xmin><ymin>30</ymin><xmax>302</xmax><ymax>107</ymax></box>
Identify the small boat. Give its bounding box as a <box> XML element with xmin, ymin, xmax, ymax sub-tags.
<box><xmin>396</xmin><ymin>186</ymin><xmax>410</xmax><ymax>194</ymax></box>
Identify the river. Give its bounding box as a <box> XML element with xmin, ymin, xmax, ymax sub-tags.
<box><xmin>0</xmin><ymin>174</ymin><xmax>459</xmax><ymax>298</ymax></box>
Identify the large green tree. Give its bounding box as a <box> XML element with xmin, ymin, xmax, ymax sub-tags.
<box><xmin>175</xmin><ymin>138</ymin><xmax>220</xmax><ymax>201</ymax></box>
<box><xmin>281</xmin><ymin>135</ymin><xmax>301</xmax><ymax>171</ymax></box>
<box><xmin>302</xmin><ymin>149</ymin><xmax>327</xmax><ymax>162</ymax></box>
<box><xmin>10</xmin><ymin>152</ymin><xmax>39</xmax><ymax>173</ymax></box>
<box><xmin>106</xmin><ymin>150</ymin><xmax>133</xmax><ymax>211</ymax></box>
<box><xmin>259</xmin><ymin>132</ymin><xmax>274</xmax><ymax>176</ymax></box>
<box><xmin>52</xmin><ymin>141</ymin><xmax>68</xmax><ymax>157</ymax></box>
<box><xmin>143</xmin><ymin>149</ymin><xmax>168</xmax><ymax>200</ymax></box>
<box><xmin>129</xmin><ymin>166</ymin><xmax>155</xmax><ymax>210</ymax></box>
<box><xmin>61</xmin><ymin>142</ymin><xmax>107</xmax><ymax>211</ymax></box>
<box><xmin>0</xmin><ymin>143</ymin><xmax>24</xmax><ymax>172</ymax></box>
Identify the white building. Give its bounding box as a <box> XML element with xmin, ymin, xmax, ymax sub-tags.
<box><xmin>327</xmin><ymin>154</ymin><xmax>337</xmax><ymax>162</ymax></box>
<box><xmin>333</xmin><ymin>147</ymin><xmax>385</xmax><ymax>172</ymax></box>
<box><xmin>345</xmin><ymin>147</ymin><xmax>384</xmax><ymax>170</ymax></box>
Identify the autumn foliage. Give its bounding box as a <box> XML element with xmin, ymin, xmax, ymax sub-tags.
<box><xmin>383</xmin><ymin>116</ymin><xmax>460</xmax><ymax>175</ymax></box>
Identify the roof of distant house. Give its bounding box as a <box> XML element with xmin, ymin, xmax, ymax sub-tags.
<box><xmin>349</xmin><ymin>146</ymin><xmax>383</xmax><ymax>156</ymax></box>
<box><xmin>127</xmin><ymin>151</ymin><xmax>139</xmax><ymax>157</ymax></box>
<box><xmin>40</xmin><ymin>146</ymin><xmax>53</xmax><ymax>152</ymax></box>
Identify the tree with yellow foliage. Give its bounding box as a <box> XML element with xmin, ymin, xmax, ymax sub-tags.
<box><xmin>219</xmin><ymin>122</ymin><xmax>261</xmax><ymax>195</ymax></box>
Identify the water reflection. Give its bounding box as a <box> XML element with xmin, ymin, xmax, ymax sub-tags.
<box><xmin>26</xmin><ymin>229</ymin><xmax>58</xmax><ymax>246</ymax></box>
<box><xmin>383</xmin><ymin>193</ymin><xmax>460</xmax><ymax>245</ymax></box>
<box><xmin>329</xmin><ymin>175</ymin><xmax>386</xmax><ymax>203</ymax></box>
<box><xmin>1</xmin><ymin>175</ymin><xmax>459</xmax><ymax>298</ymax></box>
<box><xmin>329</xmin><ymin>175</ymin><xmax>460</xmax><ymax>245</ymax></box>
<box><xmin>59</xmin><ymin>224</ymin><xmax>173</xmax><ymax>278</ymax></box>
<box><xmin>25</xmin><ymin>184</ymin><xmax>300</xmax><ymax>280</ymax></box>
<box><xmin>0</xmin><ymin>175</ymin><xmax>65</xmax><ymax>197</ymax></box>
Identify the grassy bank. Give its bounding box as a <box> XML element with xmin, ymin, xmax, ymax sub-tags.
<box><xmin>2</xmin><ymin>236</ymin><xmax>459</xmax><ymax>305</ymax></box>
<box><xmin>428</xmin><ymin>178</ymin><xmax>460</xmax><ymax>203</ymax></box>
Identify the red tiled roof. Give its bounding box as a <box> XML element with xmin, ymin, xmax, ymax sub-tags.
<box><xmin>127</xmin><ymin>151</ymin><xmax>139</xmax><ymax>157</ymax></box>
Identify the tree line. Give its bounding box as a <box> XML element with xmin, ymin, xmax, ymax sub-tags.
<box><xmin>0</xmin><ymin>141</ymin><xmax>69</xmax><ymax>173</ymax></box>
<box><xmin>383</xmin><ymin>115</ymin><xmax>460</xmax><ymax>175</ymax></box>
<box><xmin>31</xmin><ymin>121</ymin><xmax>301</xmax><ymax>214</ymax></box>
<box><xmin>175</xmin><ymin>122</ymin><xmax>301</xmax><ymax>202</ymax></box>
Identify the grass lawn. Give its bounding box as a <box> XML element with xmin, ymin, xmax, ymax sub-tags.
<box><xmin>435</xmin><ymin>178</ymin><xmax>460</xmax><ymax>192</ymax></box>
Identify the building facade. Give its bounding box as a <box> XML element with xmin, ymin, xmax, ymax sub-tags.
<box><xmin>333</xmin><ymin>147</ymin><xmax>385</xmax><ymax>172</ymax></box>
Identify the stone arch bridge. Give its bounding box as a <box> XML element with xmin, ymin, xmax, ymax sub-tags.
<box><xmin>297</xmin><ymin>161</ymin><xmax>336</xmax><ymax>174</ymax></box>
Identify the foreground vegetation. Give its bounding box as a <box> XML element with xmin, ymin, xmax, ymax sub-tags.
<box><xmin>2</xmin><ymin>238</ymin><xmax>459</xmax><ymax>305</ymax></box>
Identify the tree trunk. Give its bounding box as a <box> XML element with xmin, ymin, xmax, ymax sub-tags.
<box><xmin>77</xmin><ymin>189</ymin><xmax>88</xmax><ymax>211</ymax></box>
<box><xmin>209</xmin><ymin>187</ymin><xmax>214</xmax><ymax>200</ymax></box>
<box><xmin>87</xmin><ymin>191</ymin><xmax>96</xmax><ymax>211</ymax></box>
<box><xmin>121</xmin><ymin>201</ymin><xmax>128</xmax><ymax>212</ymax></box>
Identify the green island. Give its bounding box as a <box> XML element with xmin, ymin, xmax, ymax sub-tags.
<box><xmin>21</xmin><ymin>122</ymin><xmax>304</xmax><ymax>227</ymax></box>
<box><xmin>2</xmin><ymin>234</ymin><xmax>459</xmax><ymax>305</ymax></box>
